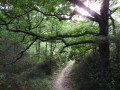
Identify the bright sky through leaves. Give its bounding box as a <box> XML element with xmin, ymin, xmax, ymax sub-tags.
<box><xmin>70</xmin><ymin>1</ymin><xmax>101</xmax><ymax>21</ymax></box>
<box><xmin>70</xmin><ymin>1</ymin><xmax>101</xmax><ymax>16</ymax></box>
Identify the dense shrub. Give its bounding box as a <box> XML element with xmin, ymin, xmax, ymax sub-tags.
<box><xmin>71</xmin><ymin>50</ymin><xmax>120</xmax><ymax>90</ymax></box>
<box><xmin>0</xmin><ymin>73</ymin><xmax>20</xmax><ymax>90</ymax></box>
<box><xmin>37</xmin><ymin>55</ymin><xmax>61</xmax><ymax>75</ymax></box>
<box><xmin>71</xmin><ymin>52</ymin><xmax>101</xmax><ymax>90</ymax></box>
<box><xmin>16</xmin><ymin>66</ymin><xmax>52</xmax><ymax>90</ymax></box>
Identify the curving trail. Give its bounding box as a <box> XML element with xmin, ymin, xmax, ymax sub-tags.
<box><xmin>51</xmin><ymin>61</ymin><xmax>74</xmax><ymax>90</ymax></box>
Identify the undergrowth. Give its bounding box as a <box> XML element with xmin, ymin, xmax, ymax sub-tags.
<box><xmin>0</xmin><ymin>53</ymin><xmax>66</xmax><ymax>90</ymax></box>
<box><xmin>71</xmin><ymin>51</ymin><xmax>120</xmax><ymax>90</ymax></box>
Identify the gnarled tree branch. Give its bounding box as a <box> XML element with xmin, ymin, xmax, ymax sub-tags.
<box><xmin>60</xmin><ymin>40</ymin><xmax>96</xmax><ymax>53</ymax></box>
<box><xmin>6</xmin><ymin>27</ymin><xmax>98</xmax><ymax>41</ymax></box>
<box><xmin>4</xmin><ymin>37</ymin><xmax>38</xmax><ymax>65</ymax></box>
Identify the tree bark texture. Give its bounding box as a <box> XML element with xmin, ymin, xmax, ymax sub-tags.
<box><xmin>99</xmin><ymin>0</ymin><xmax>110</xmax><ymax>77</ymax></box>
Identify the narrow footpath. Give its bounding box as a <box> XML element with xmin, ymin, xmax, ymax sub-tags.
<box><xmin>51</xmin><ymin>61</ymin><xmax>74</xmax><ymax>90</ymax></box>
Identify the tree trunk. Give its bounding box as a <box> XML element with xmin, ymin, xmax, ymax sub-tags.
<box><xmin>99</xmin><ymin>39</ymin><xmax>110</xmax><ymax>77</ymax></box>
<box><xmin>50</xmin><ymin>41</ymin><xmax>53</xmax><ymax>56</ymax></box>
<box><xmin>38</xmin><ymin>27</ymin><xmax>41</xmax><ymax>60</ymax></box>
<box><xmin>36</xmin><ymin>40</ymin><xmax>38</xmax><ymax>54</ymax></box>
<box><xmin>116</xmin><ymin>42</ymin><xmax>120</xmax><ymax>68</ymax></box>
<box><xmin>38</xmin><ymin>40</ymin><xmax>41</xmax><ymax>60</ymax></box>
<box><xmin>46</xmin><ymin>41</ymin><xmax>48</xmax><ymax>56</ymax></box>
<box><xmin>99</xmin><ymin>21</ymin><xmax>110</xmax><ymax>78</ymax></box>
<box><xmin>99</xmin><ymin>0</ymin><xmax>110</xmax><ymax>77</ymax></box>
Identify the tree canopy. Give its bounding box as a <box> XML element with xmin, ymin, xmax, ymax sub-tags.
<box><xmin>0</xmin><ymin>0</ymin><xmax>120</xmax><ymax>76</ymax></box>
<box><xmin>1</xmin><ymin>0</ymin><xmax>120</xmax><ymax>89</ymax></box>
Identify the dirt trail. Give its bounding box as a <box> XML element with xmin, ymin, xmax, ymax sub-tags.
<box><xmin>51</xmin><ymin>61</ymin><xmax>74</xmax><ymax>90</ymax></box>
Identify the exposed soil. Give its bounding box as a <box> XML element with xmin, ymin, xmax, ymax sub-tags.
<box><xmin>51</xmin><ymin>61</ymin><xmax>74</xmax><ymax>90</ymax></box>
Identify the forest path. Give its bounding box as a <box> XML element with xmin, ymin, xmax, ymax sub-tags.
<box><xmin>51</xmin><ymin>61</ymin><xmax>74</xmax><ymax>90</ymax></box>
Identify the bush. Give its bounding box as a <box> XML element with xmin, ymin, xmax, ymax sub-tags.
<box><xmin>17</xmin><ymin>66</ymin><xmax>52</xmax><ymax>90</ymax></box>
<box><xmin>0</xmin><ymin>73</ymin><xmax>20</xmax><ymax>90</ymax></box>
<box><xmin>71</xmin><ymin>49</ymin><xmax>120</xmax><ymax>90</ymax></box>
<box><xmin>37</xmin><ymin>55</ymin><xmax>61</xmax><ymax>75</ymax></box>
<box><xmin>71</xmin><ymin>52</ymin><xmax>102</xmax><ymax>90</ymax></box>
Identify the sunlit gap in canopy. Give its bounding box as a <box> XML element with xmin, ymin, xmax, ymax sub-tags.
<box><xmin>0</xmin><ymin>3</ymin><xmax>12</xmax><ymax>10</ymax></box>
<box><xmin>70</xmin><ymin>1</ymin><xmax>101</xmax><ymax>21</ymax></box>
<box><xmin>111</xmin><ymin>0</ymin><xmax>120</xmax><ymax>23</ymax></box>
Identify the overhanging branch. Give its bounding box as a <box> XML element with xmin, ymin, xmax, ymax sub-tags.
<box><xmin>6</xmin><ymin>26</ymin><xmax>99</xmax><ymax>42</ymax></box>
<box><xmin>67</xmin><ymin>0</ymin><xmax>101</xmax><ymax>22</ymax></box>
<box><xmin>6</xmin><ymin>25</ymin><xmax>45</xmax><ymax>38</ymax></box>
<box><xmin>51</xmin><ymin>31</ymin><xmax>99</xmax><ymax>39</ymax></box>
<box><xmin>60</xmin><ymin>40</ymin><xmax>95</xmax><ymax>53</ymax></box>
<box><xmin>73</xmin><ymin>10</ymin><xmax>100</xmax><ymax>22</ymax></box>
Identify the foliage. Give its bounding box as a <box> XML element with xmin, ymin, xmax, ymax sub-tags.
<box><xmin>0</xmin><ymin>0</ymin><xmax>120</xmax><ymax>90</ymax></box>
<box><xmin>0</xmin><ymin>54</ymin><xmax>62</xmax><ymax>90</ymax></box>
<box><xmin>71</xmin><ymin>42</ymin><xmax>120</xmax><ymax>90</ymax></box>
<box><xmin>71</xmin><ymin>51</ymin><xmax>101</xmax><ymax>90</ymax></box>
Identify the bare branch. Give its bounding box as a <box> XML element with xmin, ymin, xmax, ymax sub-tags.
<box><xmin>4</xmin><ymin>37</ymin><xmax>38</xmax><ymax>65</ymax></box>
<box><xmin>6</xmin><ymin>25</ymin><xmax>45</xmax><ymax>38</ymax></box>
<box><xmin>110</xmin><ymin>16</ymin><xmax>115</xmax><ymax>30</ymax></box>
<box><xmin>34</xmin><ymin>8</ymin><xmax>75</xmax><ymax>21</ymax></box>
<box><xmin>26</xmin><ymin>13</ymin><xmax>32</xmax><ymax>30</ymax></box>
<box><xmin>21</xmin><ymin>34</ymin><xmax>27</xmax><ymax>42</ymax></box>
<box><xmin>43</xmin><ymin>0</ymin><xmax>46</xmax><ymax>6</ymax></box>
<box><xmin>60</xmin><ymin>40</ymin><xmax>95</xmax><ymax>53</ymax></box>
<box><xmin>111</xmin><ymin>8</ymin><xmax>119</xmax><ymax>14</ymax></box>
<box><xmin>73</xmin><ymin>10</ymin><xmax>100</xmax><ymax>22</ymax></box>
<box><xmin>32</xmin><ymin>17</ymin><xmax>44</xmax><ymax>29</ymax></box>
<box><xmin>0</xmin><ymin>17</ymin><xmax>14</xmax><ymax>25</ymax></box>
<box><xmin>109</xmin><ymin>12</ymin><xmax>116</xmax><ymax>35</ymax></box>
<box><xmin>8</xmin><ymin>9</ymin><xmax>35</xmax><ymax>18</ymax></box>
<box><xmin>61</xmin><ymin>39</ymin><xmax>69</xmax><ymax>46</ymax></box>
